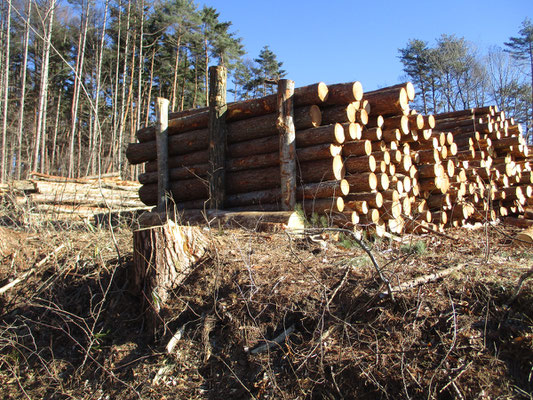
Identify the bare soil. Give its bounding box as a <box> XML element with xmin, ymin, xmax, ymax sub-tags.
<box><xmin>0</xmin><ymin>216</ymin><xmax>531</xmax><ymax>399</ymax></box>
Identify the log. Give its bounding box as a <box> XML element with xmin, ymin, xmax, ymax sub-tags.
<box><xmin>358</xmin><ymin>208</ymin><xmax>380</xmax><ymax>224</ymax></box>
<box><xmin>381</xmin><ymin>200</ymin><xmax>402</xmax><ymax>219</ymax></box>
<box><xmin>361</xmin><ymin>127</ymin><xmax>382</xmax><ymax>141</ymax></box>
<box><xmin>515</xmin><ymin>227</ymin><xmax>533</xmax><ymax>245</ymax></box>
<box><xmin>215</xmin><ymin>180</ymin><xmax>350</xmax><ymax>209</ymax></box>
<box><xmin>343</xmin><ymin>173</ymin><xmax>378</xmax><ymax>192</ymax></box>
<box><xmin>23</xmin><ymin>193</ymin><xmax>144</xmax><ymax>208</ymax></box>
<box><xmin>166</xmin><ymin>82</ymin><xmax>328</xmax><ymax>124</ymax></box>
<box><xmin>381</xmin><ymin>128</ymin><xmax>401</xmax><ymax>142</ymax></box>
<box><xmin>345</xmin><ymin>199</ymin><xmax>368</xmax><ymax>214</ymax></box>
<box><xmin>302</xmin><ymin>197</ymin><xmax>345</xmax><ymax>214</ymax></box>
<box><xmin>409</xmin><ymin>114</ymin><xmax>425</xmax><ymax>130</ymax></box>
<box><xmin>324</xmin><ymin>81</ymin><xmax>364</xmax><ymax>105</ymax></box>
<box><xmin>342</xmin><ymin>140</ymin><xmax>372</xmax><ymax>157</ymax></box>
<box><xmin>344</xmin><ymin>155</ymin><xmax>377</xmax><ymax>173</ymax></box>
<box><xmin>367</xmin><ymin>115</ymin><xmax>384</xmax><ymax>128</ymax></box>
<box><xmin>364</xmin><ymin>85</ymin><xmax>409</xmax><ymax>116</ymax></box>
<box><xmin>320</xmin><ymin>103</ymin><xmax>357</xmax><ymax>125</ymax></box>
<box><xmin>381</xmin><ymin>115</ymin><xmax>409</xmax><ymax>134</ymax></box>
<box><xmin>345</xmin><ymin>192</ymin><xmax>383</xmax><ymax>208</ymax></box>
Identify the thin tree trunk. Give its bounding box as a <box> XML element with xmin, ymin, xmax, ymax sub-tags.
<box><xmin>50</xmin><ymin>89</ymin><xmax>61</xmax><ymax>172</ymax></box>
<box><xmin>193</xmin><ymin>55</ymin><xmax>198</xmax><ymax>107</ymax></box>
<box><xmin>123</xmin><ymin>36</ymin><xmax>136</xmax><ymax>178</ymax></box>
<box><xmin>68</xmin><ymin>0</ymin><xmax>89</xmax><ymax>177</ymax></box>
<box><xmin>179</xmin><ymin>51</ymin><xmax>188</xmax><ymax>111</ymax></box>
<box><xmin>117</xmin><ymin>0</ymin><xmax>132</xmax><ymax>178</ymax></box>
<box><xmin>90</xmin><ymin>0</ymin><xmax>108</xmax><ymax>176</ymax></box>
<box><xmin>145</xmin><ymin>47</ymin><xmax>156</xmax><ymax>127</ymax></box>
<box><xmin>33</xmin><ymin>0</ymin><xmax>56</xmax><ymax>174</ymax></box>
<box><xmin>110</xmin><ymin>0</ymin><xmax>122</xmax><ymax>171</ymax></box>
<box><xmin>133</xmin><ymin>0</ymin><xmax>144</xmax><ymax>179</ymax></box>
<box><xmin>0</xmin><ymin>0</ymin><xmax>11</xmax><ymax>182</ymax></box>
<box><xmin>170</xmin><ymin>34</ymin><xmax>182</xmax><ymax>111</ymax></box>
<box><xmin>526</xmin><ymin>40</ymin><xmax>533</xmax><ymax>144</ymax></box>
<box><xmin>204</xmin><ymin>36</ymin><xmax>209</xmax><ymax>106</ymax></box>
<box><xmin>16</xmin><ymin>0</ymin><xmax>31</xmax><ymax>179</ymax></box>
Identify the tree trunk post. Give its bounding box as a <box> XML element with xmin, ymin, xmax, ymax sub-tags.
<box><xmin>208</xmin><ymin>65</ymin><xmax>227</xmax><ymax>209</ymax></box>
<box><xmin>156</xmin><ymin>97</ymin><xmax>170</xmax><ymax>213</ymax></box>
<box><xmin>277</xmin><ymin>79</ymin><xmax>297</xmax><ymax>210</ymax></box>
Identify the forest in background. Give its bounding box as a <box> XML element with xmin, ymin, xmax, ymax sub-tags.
<box><xmin>397</xmin><ymin>23</ymin><xmax>532</xmax><ymax>140</ymax></box>
<box><xmin>0</xmin><ymin>0</ymin><xmax>531</xmax><ymax>182</ymax></box>
<box><xmin>0</xmin><ymin>0</ymin><xmax>286</xmax><ymax>182</ymax></box>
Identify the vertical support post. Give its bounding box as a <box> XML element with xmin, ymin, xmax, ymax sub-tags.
<box><xmin>277</xmin><ymin>79</ymin><xmax>297</xmax><ymax>210</ymax></box>
<box><xmin>208</xmin><ymin>65</ymin><xmax>227</xmax><ymax>209</ymax></box>
<box><xmin>156</xmin><ymin>97</ymin><xmax>170</xmax><ymax>213</ymax></box>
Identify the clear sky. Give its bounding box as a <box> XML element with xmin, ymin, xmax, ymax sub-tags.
<box><xmin>198</xmin><ymin>0</ymin><xmax>532</xmax><ymax>92</ymax></box>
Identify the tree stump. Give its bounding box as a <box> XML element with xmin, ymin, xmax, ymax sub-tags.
<box><xmin>132</xmin><ymin>216</ymin><xmax>209</xmax><ymax>333</ymax></box>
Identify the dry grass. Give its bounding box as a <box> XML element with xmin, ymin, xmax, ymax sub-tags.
<box><xmin>0</xmin><ymin>195</ymin><xmax>532</xmax><ymax>399</ymax></box>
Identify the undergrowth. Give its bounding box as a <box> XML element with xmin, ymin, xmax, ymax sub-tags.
<box><xmin>0</xmin><ymin>193</ymin><xmax>531</xmax><ymax>399</ymax></box>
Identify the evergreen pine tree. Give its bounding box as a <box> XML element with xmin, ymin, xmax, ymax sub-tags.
<box><xmin>505</xmin><ymin>18</ymin><xmax>533</xmax><ymax>140</ymax></box>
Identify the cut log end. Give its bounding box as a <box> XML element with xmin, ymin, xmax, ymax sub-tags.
<box><xmin>353</xmin><ymin>81</ymin><xmax>364</xmax><ymax>101</ymax></box>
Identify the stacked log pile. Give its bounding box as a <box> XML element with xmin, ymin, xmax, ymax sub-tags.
<box><xmin>126</xmin><ymin>81</ymin><xmax>533</xmax><ymax>236</ymax></box>
<box><xmin>0</xmin><ymin>172</ymin><xmax>147</xmax><ymax>221</ymax></box>
<box><xmin>128</xmin><ymin>81</ymin><xmax>357</xmax><ymax>215</ymax></box>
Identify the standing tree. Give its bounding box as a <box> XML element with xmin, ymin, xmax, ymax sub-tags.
<box><xmin>244</xmin><ymin>45</ymin><xmax>286</xmax><ymax>97</ymax></box>
<box><xmin>398</xmin><ymin>39</ymin><xmax>433</xmax><ymax>114</ymax></box>
<box><xmin>505</xmin><ymin>18</ymin><xmax>533</xmax><ymax>141</ymax></box>
<box><xmin>230</xmin><ymin>59</ymin><xmax>254</xmax><ymax>100</ymax></box>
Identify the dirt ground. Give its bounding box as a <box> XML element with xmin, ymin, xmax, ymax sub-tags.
<box><xmin>0</xmin><ymin>213</ymin><xmax>531</xmax><ymax>399</ymax></box>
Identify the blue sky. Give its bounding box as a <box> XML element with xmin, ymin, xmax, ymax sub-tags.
<box><xmin>198</xmin><ymin>0</ymin><xmax>531</xmax><ymax>92</ymax></box>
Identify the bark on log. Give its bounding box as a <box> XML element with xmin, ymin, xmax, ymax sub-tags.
<box><xmin>320</xmin><ymin>103</ymin><xmax>357</xmax><ymax>125</ymax></box>
<box><xmin>382</xmin><ymin>115</ymin><xmax>409</xmax><ymax>134</ymax></box>
<box><xmin>139</xmin><ymin>156</ymin><xmax>344</xmax><ymax>205</ymax></box>
<box><xmin>128</xmin><ymin>105</ymin><xmax>322</xmax><ymax>164</ymax></box>
<box><xmin>361</xmin><ymin>127</ymin><xmax>382</xmax><ymax>141</ymax></box>
<box><xmin>344</xmin><ymin>155</ymin><xmax>377</xmax><ymax>173</ymax></box>
<box><xmin>172</xmin><ymin>179</ymin><xmax>349</xmax><ymax>210</ymax></box>
<box><xmin>364</xmin><ymin>85</ymin><xmax>409</xmax><ymax>116</ymax></box>
<box><xmin>343</xmin><ymin>173</ymin><xmax>378</xmax><ymax>192</ymax></box>
<box><xmin>323</xmin><ymin>81</ymin><xmax>363</xmax><ymax>105</ymax></box>
<box><xmin>166</xmin><ymin>82</ymin><xmax>328</xmax><ymax>125</ymax></box>
<box><xmin>342</xmin><ymin>140</ymin><xmax>372</xmax><ymax>157</ymax></box>
<box><xmin>345</xmin><ymin>192</ymin><xmax>383</xmax><ymax>208</ymax></box>
<box><xmin>141</xmin><ymin>142</ymin><xmax>342</xmax><ymax>182</ymax></box>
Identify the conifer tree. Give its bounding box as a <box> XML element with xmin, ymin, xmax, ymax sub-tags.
<box><xmin>505</xmin><ymin>18</ymin><xmax>533</xmax><ymax>139</ymax></box>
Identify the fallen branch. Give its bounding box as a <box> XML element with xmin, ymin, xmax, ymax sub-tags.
<box><xmin>248</xmin><ymin>325</ymin><xmax>295</xmax><ymax>355</ymax></box>
<box><xmin>506</xmin><ymin>266</ymin><xmax>533</xmax><ymax>306</ymax></box>
<box><xmin>307</xmin><ymin>227</ymin><xmax>396</xmax><ymax>301</ymax></box>
<box><xmin>380</xmin><ymin>264</ymin><xmax>466</xmax><ymax>297</ymax></box>
<box><xmin>405</xmin><ymin>218</ymin><xmax>459</xmax><ymax>241</ymax></box>
<box><xmin>0</xmin><ymin>243</ymin><xmax>66</xmax><ymax>295</ymax></box>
